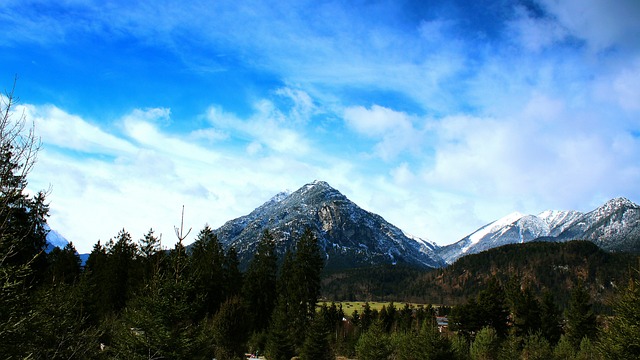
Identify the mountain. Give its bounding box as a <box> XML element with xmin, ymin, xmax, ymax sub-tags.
<box><xmin>45</xmin><ymin>226</ymin><xmax>70</xmax><ymax>252</ymax></box>
<box><xmin>438</xmin><ymin>197</ymin><xmax>640</xmax><ymax>264</ymax></box>
<box><xmin>214</xmin><ymin>180</ymin><xmax>443</xmax><ymax>270</ymax></box>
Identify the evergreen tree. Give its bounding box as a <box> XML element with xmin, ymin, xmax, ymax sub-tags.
<box><xmin>46</xmin><ymin>242</ymin><xmax>81</xmax><ymax>285</ymax></box>
<box><xmin>265</xmin><ymin>296</ymin><xmax>295</xmax><ymax>360</ymax></box>
<box><xmin>108</xmin><ymin>240</ymin><xmax>208</xmax><ymax>359</ymax></box>
<box><xmin>360</xmin><ymin>301</ymin><xmax>373</xmax><ymax>331</ymax></box>
<box><xmin>598</xmin><ymin>271</ymin><xmax>640</xmax><ymax>359</ymax></box>
<box><xmin>510</xmin><ymin>286</ymin><xmax>542</xmax><ymax>338</ymax></box>
<box><xmin>554</xmin><ymin>335</ymin><xmax>576</xmax><ymax>360</ymax></box>
<box><xmin>287</xmin><ymin>227</ymin><xmax>324</xmax><ymax>349</ymax></box>
<box><xmin>242</xmin><ymin>230</ymin><xmax>278</xmax><ymax>333</ymax></box>
<box><xmin>565</xmin><ymin>285</ymin><xmax>597</xmax><ymax>349</ymax></box>
<box><xmin>190</xmin><ymin>225</ymin><xmax>225</xmax><ymax>317</ymax></box>
<box><xmin>223</xmin><ymin>246</ymin><xmax>243</xmax><ymax>297</ymax></box>
<box><xmin>105</xmin><ymin>230</ymin><xmax>140</xmax><ymax>313</ymax></box>
<box><xmin>469</xmin><ymin>326</ymin><xmax>499</xmax><ymax>360</ymax></box>
<box><xmin>138</xmin><ymin>229</ymin><xmax>163</xmax><ymax>283</ymax></box>
<box><xmin>356</xmin><ymin>321</ymin><xmax>393</xmax><ymax>360</ymax></box>
<box><xmin>211</xmin><ymin>296</ymin><xmax>249</xmax><ymax>360</ymax></box>
<box><xmin>520</xmin><ymin>332</ymin><xmax>552</xmax><ymax>360</ymax></box>
<box><xmin>539</xmin><ymin>290</ymin><xmax>562</xmax><ymax>345</ymax></box>
<box><xmin>301</xmin><ymin>313</ymin><xmax>333</xmax><ymax>360</ymax></box>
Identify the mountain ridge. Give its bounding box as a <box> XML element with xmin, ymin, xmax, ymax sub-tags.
<box><xmin>439</xmin><ymin>196</ymin><xmax>640</xmax><ymax>264</ymax></box>
<box><xmin>213</xmin><ymin>180</ymin><xmax>443</xmax><ymax>270</ymax></box>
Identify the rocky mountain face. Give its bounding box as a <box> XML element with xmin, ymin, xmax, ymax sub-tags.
<box><xmin>438</xmin><ymin>197</ymin><xmax>640</xmax><ymax>264</ymax></box>
<box><xmin>214</xmin><ymin>180</ymin><xmax>444</xmax><ymax>270</ymax></box>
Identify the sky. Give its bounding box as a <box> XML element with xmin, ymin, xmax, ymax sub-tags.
<box><xmin>1</xmin><ymin>0</ymin><xmax>640</xmax><ymax>253</ymax></box>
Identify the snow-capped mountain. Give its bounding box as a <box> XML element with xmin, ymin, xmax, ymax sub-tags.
<box><xmin>45</xmin><ymin>226</ymin><xmax>70</xmax><ymax>252</ymax></box>
<box><xmin>438</xmin><ymin>197</ymin><xmax>640</xmax><ymax>264</ymax></box>
<box><xmin>214</xmin><ymin>180</ymin><xmax>444</xmax><ymax>270</ymax></box>
<box><xmin>555</xmin><ymin>197</ymin><xmax>640</xmax><ymax>252</ymax></box>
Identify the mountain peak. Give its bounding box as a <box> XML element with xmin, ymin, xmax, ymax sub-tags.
<box><xmin>214</xmin><ymin>180</ymin><xmax>443</xmax><ymax>270</ymax></box>
<box><xmin>603</xmin><ymin>197</ymin><xmax>638</xmax><ymax>209</ymax></box>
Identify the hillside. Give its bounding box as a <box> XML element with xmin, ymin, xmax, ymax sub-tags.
<box><xmin>323</xmin><ymin>240</ymin><xmax>638</xmax><ymax>309</ymax></box>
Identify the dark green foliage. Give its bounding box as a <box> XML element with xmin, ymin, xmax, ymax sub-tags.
<box><xmin>451</xmin><ymin>280</ymin><xmax>509</xmax><ymax>339</ymax></box>
<box><xmin>506</xmin><ymin>281</ymin><xmax>542</xmax><ymax>337</ymax></box>
<box><xmin>46</xmin><ymin>242</ymin><xmax>81</xmax><ymax>285</ymax></box>
<box><xmin>286</xmin><ymin>227</ymin><xmax>325</xmax><ymax>349</ymax></box>
<box><xmin>107</xmin><ymin>244</ymin><xmax>208</xmax><ymax>359</ymax></box>
<box><xmin>265</xmin><ymin>297</ymin><xmax>295</xmax><ymax>360</ymax></box>
<box><xmin>190</xmin><ymin>225</ymin><xmax>226</xmax><ymax>318</ymax></box>
<box><xmin>469</xmin><ymin>326</ymin><xmax>499</xmax><ymax>360</ymax></box>
<box><xmin>598</xmin><ymin>270</ymin><xmax>640</xmax><ymax>359</ymax></box>
<box><xmin>242</xmin><ymin>230</ymin><xmax>278</xmax><ymax>332</ymax></box>
<box><xmin>356</xmin><ymin>321</ymin><xmax>393</xmax><ymax>360</ymax></box>
<box><xmin>539</xmin><ymin>291</ymin><xmax>562</xmax><ymax>344</ymax></box>
<box><xmin>300</xmin><ymin>313</ymin><xmax>333</xmax><ymax>360</ymax></box>
<box><xmin>565</xmin><ymin>284</ymin><xmax>598</xmax><ymax>348</ymax></box>
<box><xmin>520</xmin><ymin>332</ymin><xmax>553</xmax><ymax>360</ymax></box>
<box><xmin>212</xmin><ymin>296</ymin><xmax>249</xmax><ymax>360</ymax></box>
<box><xmin>394</xmin><ymin>317</ymin><xmax>454</xmax><ymax>360</ymax></box>
<box><xmin>27</xmin><ymin>283</ymin><xmax>101</xmax><ymax>359</ymax></box>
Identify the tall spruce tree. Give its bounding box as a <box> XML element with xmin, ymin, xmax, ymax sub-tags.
<box><xmin>46</xmin><ymin>242</ymin><xmax>81</xmax><ymax>285</ymax></box>
<box><xmin>242</xmin><ymin>230</ymin><xmax>278</xmax><ymax>333</ymax></box>
<box><xmin>598</xmin><ymin>270</ymin><xmax>640</xmax><ymax>359</ymax></box>
<box><xmin>190</xmin><ymin>225</ymin><xmax>225</xmax><ymax>318</ymax></box>
<box><xmin>289</xmin><ymin>227</ymin><xmax>324</xmax><ymax>349</ymax></box>
<box><xmin>565</xmin><ymin>284</ymin><xmax>597</xmax><ymax>349</ymax></box>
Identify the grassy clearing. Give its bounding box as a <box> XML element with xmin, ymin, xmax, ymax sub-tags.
<box><xmin>318</xmin><ymin>301</ymin><xmax>434</xmax><ymax>318</ymax></box>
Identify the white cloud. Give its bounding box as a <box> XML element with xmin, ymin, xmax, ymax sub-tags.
<box><xmin>343</xmin><ymin>105</ymin><xmax>425</xmax><ymax>160</ymax></box>
<box><xmin>24</xmin><ymin>104</ymin><xmax>137</xmax><ymax>156</ymax></box>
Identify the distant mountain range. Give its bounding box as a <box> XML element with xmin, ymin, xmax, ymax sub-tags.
<box><xmin>438</xmin><ymin>197</ymin><xmax>640</xmax><ymax>264</ymax></box>
<box><xmin>45</xmin><ymin>180</ymin><xmax>640</xmax><ymax>270</ymax></box>
<box><xmin>213</xmin><ymin>181</ymin><xmax>640</xmax><ymax>270</ymax></box>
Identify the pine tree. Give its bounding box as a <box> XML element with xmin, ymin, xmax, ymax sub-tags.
<box><xmin>565</xmin><ymin>285</ymin><xmax>597</xmax><ymax>349</ymax></box>
<box><xmin>265</xmin><ymin>297</ymin><xmax>295</xmax><ymax>360</ymax></box>
<box><xmin>356</xmin><ymin>321</ymin><xmax>393</xmax><ymax>360</ymax></box>
<box><xmin>0</xmin><ymin>81</ymin><xmax>51</xmax><ymax>358</ymax></box>
<box><xmin>190</xmin><ymin>225</ymin><xmax>225</xmax><ymax>318</ymax></box>
<box><xmin>300</xmin><ymin>313</ymin><xmax>333</xmax><ymax>360</ymax></box>
<box><xmin>138</xmin><ymin>229</ymin><xmax>163</xmax><ymax>284</ymax></box>
<box><xmin>242</xmin><ymin>230</ymin><xmax>278</xmax><ymax>333</ymax></box>
<box><xmin>598</xmin><ymin>270</ymin><xmax>640</xmax><ymax>359</ymax></box>
<box><xmin>105</xmin><ymin>229</ymin><xmax>140</xmax><ymax>313</ymax></box>
<box><xmin>288</xmin><ymin>227</ymin><xmax>324</xmax><ymax>349</ymax></box>
<box><xmin>469</xmin><ymin>326</ymin><xmax>499</xmax><ymax>360</ymax></box>
<box><xmin>211</xmin><ymin>296</ymin><xmax>249</xmax><ymax>360</ymax></box>
<box><xmin>223</xmin><ymin>246</ymin><xmax>243</xmax><ymax>297</ymax></box>
<box><xmin>539</xmin><ymin>291</ymin><xmax>562</xmax><ymax>345</ymax></box>
<box><xmin>520</xmin><ymin>332</ymin><xmax>552</xmax><ymax>360</ymax></box>
<box><xmin>46</xmin><ymin>242</ymin><xmax>81</xmax><ymax>285</ymax></box>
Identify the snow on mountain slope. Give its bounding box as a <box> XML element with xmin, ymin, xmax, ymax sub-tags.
<box><xmin>438</xmin><ymin>198</ymin><xmax>640</xmax><ymax>264</ymax></box>
<box><xmin>213</xmin><ymin>180</ymin><xmax>444</xmax><ymax>270</ymax></box>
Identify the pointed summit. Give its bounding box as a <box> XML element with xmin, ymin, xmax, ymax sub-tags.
<box><xmin>213</xmin><ymin>180</ymin><xmax>443</xmax><ymax>270</ymax></box>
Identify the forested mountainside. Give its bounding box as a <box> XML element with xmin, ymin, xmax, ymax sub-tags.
<box><xmin>323</xmin><ymin>240</ymin><xmax>638</xmax><ymax>309</ymax></box>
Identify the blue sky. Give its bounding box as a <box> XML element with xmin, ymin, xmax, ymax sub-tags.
<box><xmin>2</xmin><ymin>0</ymin><xmax>640</xmax><ymax>253</ymax></box>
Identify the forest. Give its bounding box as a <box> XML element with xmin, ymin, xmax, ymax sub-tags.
<box><xmin>2</xmin><ymin>85</ymin><xmax>640</xmax><ymax>359</ymax></box>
